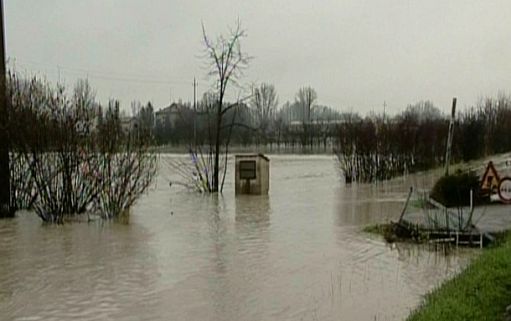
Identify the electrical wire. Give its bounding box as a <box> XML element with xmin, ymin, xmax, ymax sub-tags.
<box><xmin>9</xmin><ymin>58</ymin><xmax>193</xmax><ymax>86</ymax></box>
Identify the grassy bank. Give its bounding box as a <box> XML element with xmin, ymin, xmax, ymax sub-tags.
<box><xmin>363</xmin><ymin>223</ymin><xmax>425</xmax><ymax>243</ymax></box>
<box><xmin>363</xmin><ymin>223</ymin><xmax>396</xmax><ymax>241</ymax></box>
<box><xmin>407</xmin><ymin>232</ymin><xmax>511</xmax><ymax>321</ymax></box>
<box><xmin>362</xmin><ymin>223</ymin><xmax>389</xmax><ymax>234</ymax></box>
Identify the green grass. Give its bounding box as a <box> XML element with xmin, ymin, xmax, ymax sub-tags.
<box><xmin>363</xmin><ymin>223</ymin><xmax>405</xmax><ymax>243</ymax></box>
<box><xmin>362</xmin><ymin>223</ymin><xmax>407</xmax><ymax>243</ymax></box>
<box><xmin>407</xmin><ymin>232</ymin><xmax>511</xmax><ymax>321</ymax></box>
<box><xmin>362</xmin><ymin>223</ymin><xmax>389</xmax><ymax>234</ymax></box>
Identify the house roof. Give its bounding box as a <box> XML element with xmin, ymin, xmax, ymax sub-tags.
<box><xmin>155</xmin><ymin>103</ymin><xmax>180</xmax><ymax>115</ymax></box>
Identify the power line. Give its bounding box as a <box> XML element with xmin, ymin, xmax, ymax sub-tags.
<box><xmin>10</xmin><ymin>58</ymin><xmax>192</xmax><ymax>86</ymax></box>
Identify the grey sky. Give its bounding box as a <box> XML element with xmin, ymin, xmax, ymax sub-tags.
<box><xmin>5</xmin><ymin>0</ymin><xmax>511</xmax><ymax>114</ymax></box>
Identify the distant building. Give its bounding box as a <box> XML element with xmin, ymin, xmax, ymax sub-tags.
<box><xmin>288</xmin><ymin>119</ymin><xmax>347</xmax><ymax>133</ymax></box>
<box><xmin>120</xmin><ymin>116</ymin><xmax>138</xmax><ymax>134</ymax></box>
<box><xmin>155</xmin><ymin>103</ymin><xmax>182</xmax><ymax>128</ymax></box>
<box><xmin>75</xmin><ymin>103</ymin><xmax>103</xmax><ymax>135</ymax></box>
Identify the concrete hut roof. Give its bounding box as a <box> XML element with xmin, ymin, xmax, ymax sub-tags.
<box><xmin>235</xmin><ymin>154</ymin><xmax>270</xmax><ymax>162</ymax></box>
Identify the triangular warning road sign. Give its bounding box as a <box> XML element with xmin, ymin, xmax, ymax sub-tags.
<box><xmin>481</xmin><ymin>161</ymin><xmax>500</xmax><ymax>192</ymax></box>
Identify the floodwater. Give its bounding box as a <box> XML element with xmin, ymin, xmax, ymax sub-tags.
<box><xmin>0</xmin><ymin>155</ymin><xmax>475</xmax><ymax>321</ymax></box>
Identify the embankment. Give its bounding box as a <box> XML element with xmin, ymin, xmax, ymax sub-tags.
<box><xmin>407</xmin><ymin>232</ymin><xmax>511</xmax><ymax>321</ymax></box>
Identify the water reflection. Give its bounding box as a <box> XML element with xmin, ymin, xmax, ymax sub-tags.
<box><xmin>0</xmin><ymin>212</ymin><xmax>160</xmax><ymax>321</ymax></box>
<box><xmin>235</xmin><ymin>195</ymin><xmax>271</xmax><ymax>224</ymax></box>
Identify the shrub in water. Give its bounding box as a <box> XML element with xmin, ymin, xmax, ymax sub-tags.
<box><xmin>430</xmin><ymin>170</ymin><xmax>480</xmax><ymax>207</ymax></box>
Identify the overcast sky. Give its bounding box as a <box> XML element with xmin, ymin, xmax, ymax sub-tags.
<box><xmin>5</xmin><ymin>0</ymin><xmax>511</xmax><ymax>114</ymax></box>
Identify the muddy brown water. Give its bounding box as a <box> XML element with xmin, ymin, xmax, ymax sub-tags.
<box><xmin>0</xmin><ymin>155</ymin><xmax>475</xmax><ymax>321</ymax></box>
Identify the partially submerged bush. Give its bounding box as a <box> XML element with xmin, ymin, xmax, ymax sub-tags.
<box><xmin>7</xmin><ymin>73</ymin><xmax>157</xmax><ymax>223</ymax></box>
<box><xmin>93</xmin><ymin>119</ymin><xmax>157</xmax><ymax>219</ymax></box>
<box><xmin>363</xmin><ymin>222</ymin><xmax>425</xmax><ymax>243</ymax></box>
<box><xmin>9</xmin><ymin>153</ymin><xmax>37</xmax><ymax>212</ymax></box>
<box><xmin>430</xmin><ymin>171</ymin><xmax>480</xmax><ymax>207</ymax></box>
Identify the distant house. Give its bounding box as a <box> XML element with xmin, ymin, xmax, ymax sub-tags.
<box><xmin>288</xmin><ymin>119</ymin><xmax>348</xmax><ymax>133</ymax></box>
<box><xmin>75</xmin><ymin>103</ymin><xmax>103</xmax><ymax>135</ymax></box>
<box><xmin>120</xmin><ymin>116</ymin><xmax>138</xmax><ymax>134</ymax></box>
<box><xmin>75</xmin><ymin>120</ymin><xmax>91</xmax><ymax>136</ymax></box>
<box><xmin>155</xmin><ymin>103</ymin><xmax>182</xmax><ymax>128</ymax></box>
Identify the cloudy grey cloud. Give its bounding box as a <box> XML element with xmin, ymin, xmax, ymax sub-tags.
<box><xmin>5</xmin><ymin>0</ymin><xmax>511</xmax><ymax>114</ymax></box>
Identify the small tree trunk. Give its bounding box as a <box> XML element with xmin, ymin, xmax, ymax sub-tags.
<box><xmin>213</xmin><ymin>97</ymin><xmax>223</xmax><ymax>193</ymax></box>
<box><xmin>0</xmin><ymin>1</ymin><xmax>10</xmax><ymax>218</ymax></box>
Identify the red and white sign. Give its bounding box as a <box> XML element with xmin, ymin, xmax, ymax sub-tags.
<box><xmin>498</xmin><ymin>177</ymin><xmax>511</xmax><ymax>204</ymax></box>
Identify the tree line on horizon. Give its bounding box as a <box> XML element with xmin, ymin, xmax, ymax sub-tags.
<box><xmin>8</xmin><ymin>68</ymin><xmax>511</xmax><ymax>191</ymax></box>
<box><xmin>136</xmin><ymin>87</ymin><xmax>511</xmax><ymax>181</ymax></box>
<box><xmin>5</xmin><ymin>19</ymin><xmax>511</xmax><ymax>203</ymax></box>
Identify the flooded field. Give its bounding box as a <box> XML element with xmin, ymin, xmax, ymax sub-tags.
<box><xmin>0</xmin><ymin>155</ymin><xmax>475</xmax><ymax>321</ymax></box>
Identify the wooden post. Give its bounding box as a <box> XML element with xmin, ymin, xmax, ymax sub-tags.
<box><xmin>470</xmin><ymin>189</ymin><xmax>473</xmax><ymax>212</ymax></box>
<box><xmin>398</xmin><ymin>186</ymin><xmax>413</xmax><ymax>224</ymax></box>
<box><xmin>0</xmin><ymin>0</ymin><xmax>11</xmax><ymax>218</ymax></box>
<box><xmin>444</xmin><ymin>98</ymin><xmax>457</xmax><ymax>176</ymax></box>
<box><xmin>193</xmin><ymin>77</ymin><xmax>197</xmax><ymax>147</ymax></box>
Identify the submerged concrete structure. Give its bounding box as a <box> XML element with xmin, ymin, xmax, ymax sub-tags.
<box><xmin>235</xmin><ymin>154</ymin><xmax>270</xmax><ymax>195</ymax></box>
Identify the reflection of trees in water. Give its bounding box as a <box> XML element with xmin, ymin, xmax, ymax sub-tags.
<box><xmin>334</xmin><ymin>171</ymin><xmax>442</xmax><ymax>227</ymax></box>
<box><xmin>188</xmin><ymin>195</ymin><xmax>273</xmax><ymax>320</ymax></box>
<box><xmin>315</xmin><ymin>232</ymin><xmax>474</xmax><ymax>321</ymax></box>
<box><xmin>334</xmin><ymin>184</ymin><xmax>403</xmax><ymax>226</ymax></box>
<box><xmin>0</xmin><ymin>216</ymin><xmax>160</xmax><ymax>320</ymax></box>
<box><xmin>235</xmin><ymin>195</ymin><xmax>271</xmax><ymax>225</ymax></box>
<box><xmin>390</xmin><ymin>242</ymin><xmax>473</xmax><ymax>297</ymax></box>
<box><xmin>149</xmin><ymin>193</ymin><xmax>274</xmax><ymax>320</ymax></box>
<box><xmin>325</xmin><ymin>171</ymin><xmax>475</xmax><ymax>319</ymax></box>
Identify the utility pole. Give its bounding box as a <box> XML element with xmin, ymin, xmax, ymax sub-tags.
<box><xmin>444</xmin><ymin>97</ymin><xmax>457</xmax><ymax>176</ymax></box>
<box><xmin>0</xmin><ymin>0</ymin><xmax>11</xmax><ymax>217</ymax></box>
<box><xmin>193</xmin><ymin>77</ymin><xmax>197</xmax><ymax>147</ymax></box>
<box><xmin>383</xmin><ymin>100</ymin><xmax>386</xmax><ymax>123</ymax></box>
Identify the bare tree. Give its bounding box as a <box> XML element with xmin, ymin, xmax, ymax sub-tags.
<box><xmin>274</xmin><ymin>114</ymin><xmax>284</xmax><ymax>149</ymax></box>
<box><xmin>202</xmin><ymin>20</ymin><xmax>250</xmax><ymax>193</ymax></box>
<box><xmin>73</xmin><ymin>79</ymin><xmax>96</xmax><ymax>110</ymax></box>
<box><xmin>296</xmin><ymin>87</ymin><xmax>316</xmax><ymax>122</ymax></box>
<box><xmin>7</xmin><ymin>76</ymin><xmax>96</xmax><ymax>222</ymax></box>
<box><xmin>251</xmin><ymin>83</ymin><xmax>278</xmax><ymax>146</ymax></box>
<box><xmin>295</xmin><ymin>86</ymin><xmax>317</xmax><ymax>149</ymax></box>
<box><xmin>93</xmin><ymin>106</ymin><xmax>157</xmax><ymax>220</ymax></box>
<box><xmin>138</xmin><ymin>101</ymin><xmax>155</xmax><ymax>132</ymax></box>
<box><xmin>0</xmin><ymin>0</ymin><xmax>10</xmax><ymax>217</ymax></box>
<box><xmin>131</xmin><ymin>100</ymin><xmax>142</xmax><ymax>118</ymax></box>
